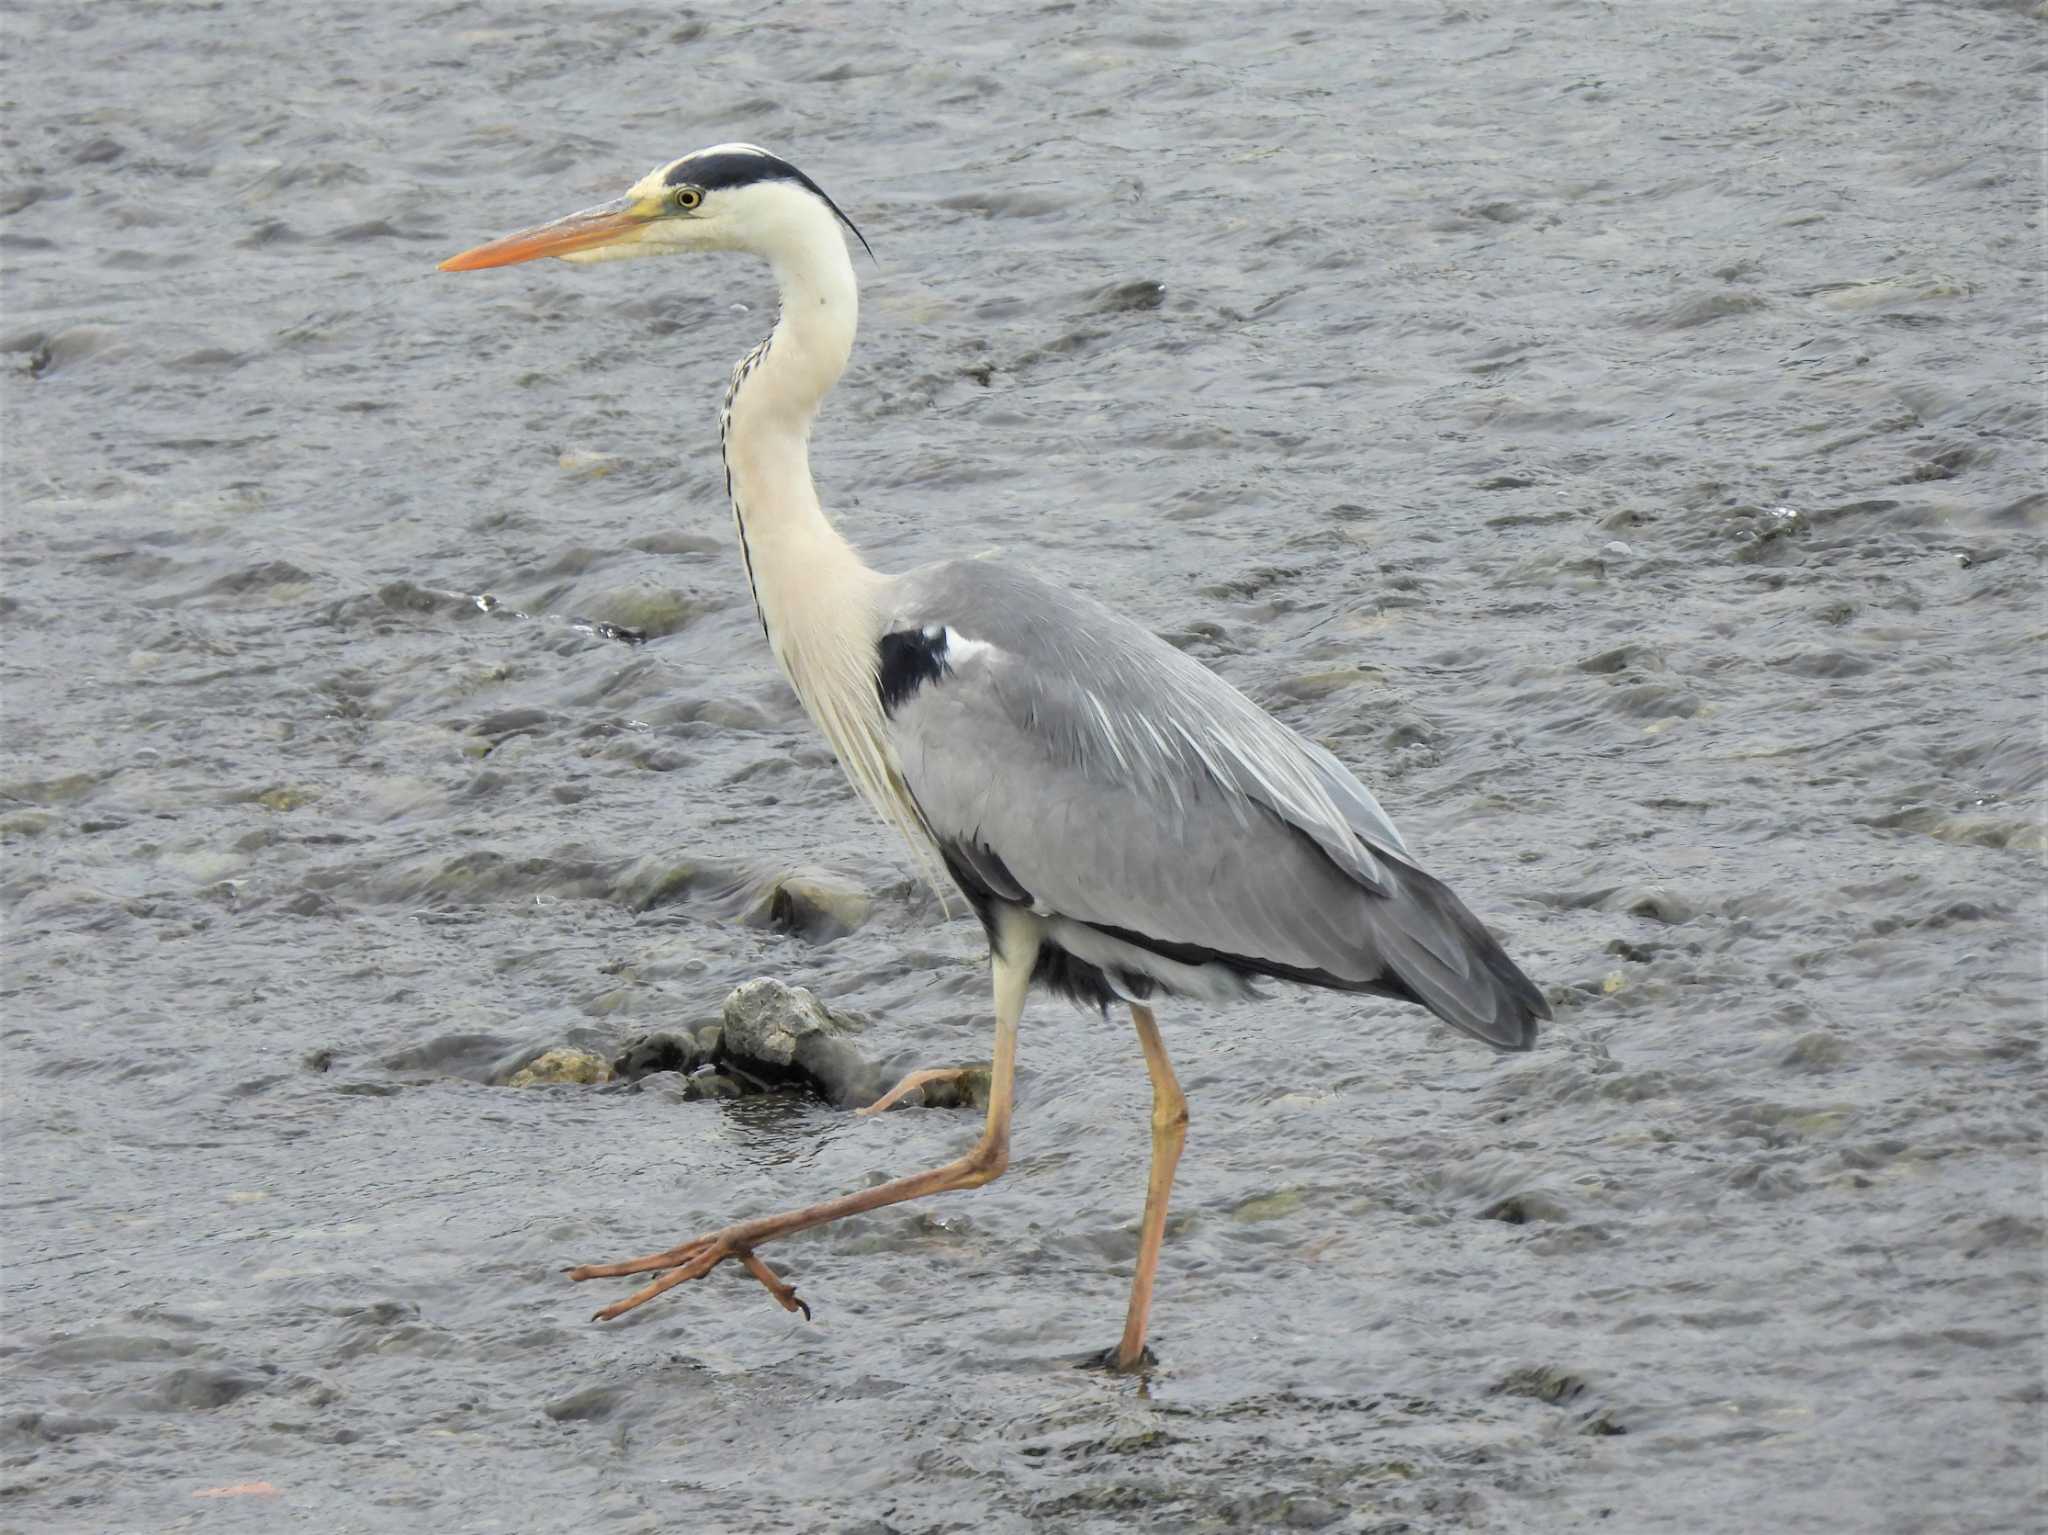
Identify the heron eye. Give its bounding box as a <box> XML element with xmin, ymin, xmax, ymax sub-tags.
<box><xmin>671</xmin><ymin>186</ymin><xmax>703</xmax><ymax>212</ymax></box>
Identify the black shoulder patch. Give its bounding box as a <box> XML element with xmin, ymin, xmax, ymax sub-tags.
<box><xmin>877</xmin><ymin>627</ymin><xmax>950</xmax><ymax>715</ymax></box>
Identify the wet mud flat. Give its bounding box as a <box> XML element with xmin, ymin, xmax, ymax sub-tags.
<box><xmin>2</xmin><ymin>1</ymin><xmax>2043</xmax><ymax>1532</ymax></box>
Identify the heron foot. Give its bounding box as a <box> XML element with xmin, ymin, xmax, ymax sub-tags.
<box><xmin>567</xmin><ymin>1235</ymin><xmax>810</xmax><ymax>1323</ymax></box>
<box><xmin>856</xmin><ymin>1064</ymin><xmax>991</xmax><ymax>1117</ymax></box>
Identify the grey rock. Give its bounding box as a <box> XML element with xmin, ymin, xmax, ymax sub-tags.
<box><xmin>717</xmin><ymin>978</ymin><xmax>882</xmax><ymax>1109</ymax></box>
<box><xmin>719</xmin><ymin>979</ymin><xmax>839</xmax><ymax>1071</ymax></box>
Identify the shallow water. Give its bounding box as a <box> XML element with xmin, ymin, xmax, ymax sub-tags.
<box><xmin>3</xmin><ymin>1</ymin><xmax>2042</xmax><ymax>1531</ymax></box>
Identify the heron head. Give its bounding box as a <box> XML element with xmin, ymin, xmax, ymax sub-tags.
<box><xmin>439</xmin><ymin>143</ymin><xmax>870</xmax><ymax>272</ymax></box>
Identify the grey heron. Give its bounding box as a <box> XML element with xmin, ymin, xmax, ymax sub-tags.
<box><xmin>440</xmin><ymin>144</ymin><xmax>1550</xmax><ymax>1372</ymax></box>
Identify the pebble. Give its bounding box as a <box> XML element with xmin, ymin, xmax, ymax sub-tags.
<box><xmin>611</xmin><ymin>1032</ymin><xmax>706</xmax><ymax>1082</ymax></box>
<box><xmin>504</xmin><ymin>1048</ymin><xmax>612</xmax><ymax>1087</ymax></box>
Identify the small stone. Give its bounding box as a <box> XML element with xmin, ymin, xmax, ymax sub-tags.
<box><xmin>611</xmin><ymin>1032</ymin><xmax>703</xmax><ymax>1082</ymax></box>
<box><xmin>1480</xmin><ymin>1192</ymin><xmax>1569</xmax><ymax>1224</ymax></box>
<box><xmin>1274</xmin><ymin>668</ymin><xmax>1379</xmax><ymax>701</ymax></box>
<box><xmin>1782</xmin><ymin>1032</ymin><xmax>1850</xmax><ymax>1071</ymax></box>
<box><xmin>543</xmin><ymin>1384</ymin><xmax>623</xmax><ymax>1421</ymax></box>
<box><xmin>1600</xmin><ymin>884</ymin><xmax>1698</xmax><ymax>924</ymax></box>
<box><xmin>1231</xmin><ymin>1189</ymin><xmax>1306</xmax><ymax>1222</ymax></box>
<box><xmin>583</xmin><ymin>586</ymin><xmax>702</xmax><ymax>639</ymax></box>
<box><xmin>1282</xmin><ymin>1496</ymin><xmax>1344</xmax><ymax>1530</ymax></box>
<box><xmin>746</xmin><ymin>872</ymin><xmax>874</xmax><ymax>942</ymax></box>
<box><xmin>1605</xmin><ymin>937</ymin><xmax>1664</xmax><ymax>963</ymax></box>
<box><xmin>681</xmin><ymin>1073</ymin><xmax>744</xmax><ymax>1101</ymax></box>
<box><xmin>505</xmin><ymin>1048</ymin><xmax>612</xmax><ymax>1087</ymax></box>
<box><xmin>558</xmin><ymin>449</ymin><xmax>621</xmax><ymax>477</ymax></box>
<box><xmin>1493</xmin><ymin>1365</ymin><xmax>1589</xmax><ymax>1405</ymax></box>
<box><xmin>582</xmin><ymin>988</ymin><xmax>638</xmax><ymax>1018</ymax></box>
<box><xmin>1087</xmin><ymin>278</ymin><xmax>1165</xmax><ymax>313</ymax></box>
<box><xmin>470</xmin><ymin>707</ymin><xmax>554</xmax><ymax>743</ymax></box>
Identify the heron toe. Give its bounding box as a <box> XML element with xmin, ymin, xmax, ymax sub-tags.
<box><xmin>570</xmin><ymin>1236</ymin><xmax>808</xmax><ymax>1322</ymax></box>
<box><xmin>857</xmin><ymin>1064</ymin><xmax>989</xmax><ymax>1116</ymax></box>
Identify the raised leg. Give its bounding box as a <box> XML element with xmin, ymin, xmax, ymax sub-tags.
<box><xmin>569</xmin><ymin>910</ymin><xmax>1038</xmax><ymax>1322</ymax></box>
<box><xmin>1112</xmin><ymin>1002</ymin><xmax>1189</xmax><ymax>1373</ymax></box>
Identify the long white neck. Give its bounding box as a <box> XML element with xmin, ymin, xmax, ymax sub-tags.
<box><xmin>720</xmin><ymin>210</ymin><xmax>874</xmax><ymax>653</ymax></box>
<box><xmin>718</xmin><ymin>200</ymin><xmax>929</xmax><ymax>857</ymax></box>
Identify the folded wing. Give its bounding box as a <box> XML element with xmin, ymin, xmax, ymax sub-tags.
<box><xmin>881</xmin><ymin>561</ymin><xmax>1549</xmax><ymax>1050</ymax></box>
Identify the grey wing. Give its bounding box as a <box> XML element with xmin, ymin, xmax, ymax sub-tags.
<box><xmin>881</xmin><ymin>561</ymin><xmax>1548</xmax><ymax>1049</ymax></box>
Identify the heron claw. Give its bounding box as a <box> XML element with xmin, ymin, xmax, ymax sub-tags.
<box><xmin>566</xmin><ymin>1233</ymin><xmax>814</xmax><ymax>1323</ymax></box>
<box><xmin>736</xmin><ymin>1247</ymin><xmax>812</xmax><ymax>1321</ymax></box>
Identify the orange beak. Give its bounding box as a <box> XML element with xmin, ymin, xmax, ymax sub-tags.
<box><xmin>439</xmin><ymin>197</ymin><xmax>649</xmax><ymax>272</ymax></box>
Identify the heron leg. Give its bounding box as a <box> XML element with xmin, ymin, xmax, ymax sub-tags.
<box><xmin>1112</xmin><ymin>1002</ymin><xmax>1188</xmax><ymax>1373</ymax></box>
<box><xmin>568</xmin><ymin>914</ymin><xmax>1036</xmax><ymax>1323</ymax></box>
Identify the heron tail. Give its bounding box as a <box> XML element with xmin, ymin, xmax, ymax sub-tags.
<box><xmin>1364</xmin><ymin>860</ymin><xmax>1551</xmax><ymax>1052</ymax></box>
